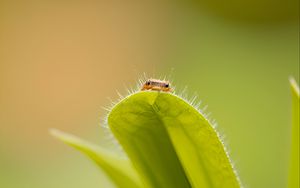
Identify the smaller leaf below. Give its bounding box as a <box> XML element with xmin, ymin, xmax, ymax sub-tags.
<box><xmin>50</xmin><ymin>129</ymin><xmax>141</xmax><ymax>188</ymax></box>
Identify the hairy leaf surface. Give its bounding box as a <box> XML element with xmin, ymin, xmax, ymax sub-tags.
<box><xmin>108</xmin><ymin>91</ymin><xmax>240</xmax><ymax>188</ymax></box>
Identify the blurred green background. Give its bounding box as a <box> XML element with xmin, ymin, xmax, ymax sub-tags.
<box><xmin>0</xmin><ymin>0</ymin><xmax>298</xmax><ymax>188</ymax></box>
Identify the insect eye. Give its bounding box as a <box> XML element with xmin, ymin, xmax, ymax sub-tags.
<box><xmin>165</xmin><ymin>84</ymin><xmax>169</xmax><ymax>87</ymax></box>
<box><xmin>146</xmin><ymin>81</ymin><xmax>150</xmax><ymax>85</ymax></box>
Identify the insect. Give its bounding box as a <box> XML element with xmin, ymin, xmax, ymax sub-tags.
<box><xmin>141</xmin><ymin>79</ymin><xmax>172</xmax><ymax>92</ymax></box>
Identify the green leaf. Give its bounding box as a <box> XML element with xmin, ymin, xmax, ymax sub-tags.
<box><xmin>108</xmin><ymin>91</ymin><xmax>241</xmax><ymax>188</ymax></box>
<box><xmin>50</xmin><ymin>129</ymin><xmax>142</xmax><ymax>188</ymax></box>
<box><xmin>288</xmin><ymin>77</ymin><xmax>299</xmax><ymax>188</ymax></box>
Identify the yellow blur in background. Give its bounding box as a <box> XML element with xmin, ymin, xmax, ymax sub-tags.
<box><xmin>0</xmin><ymin>0</ymin><xmax>298</xmax><ymax>188</ymax></box>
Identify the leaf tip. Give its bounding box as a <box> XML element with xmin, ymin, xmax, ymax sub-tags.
<box><xmin>49</xmin><ymin>128</ymin><xmax>62</xmax><ymax>138</ymax></box>
<box><xmin>49</xmin><ymin>128</ymin><xmax>77</xmax><ymax>144</ymax></box>
<box><xmin>289</xmin><ymin>77</ymin><xmax>300</xmax><ymax>96</ymax></box>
